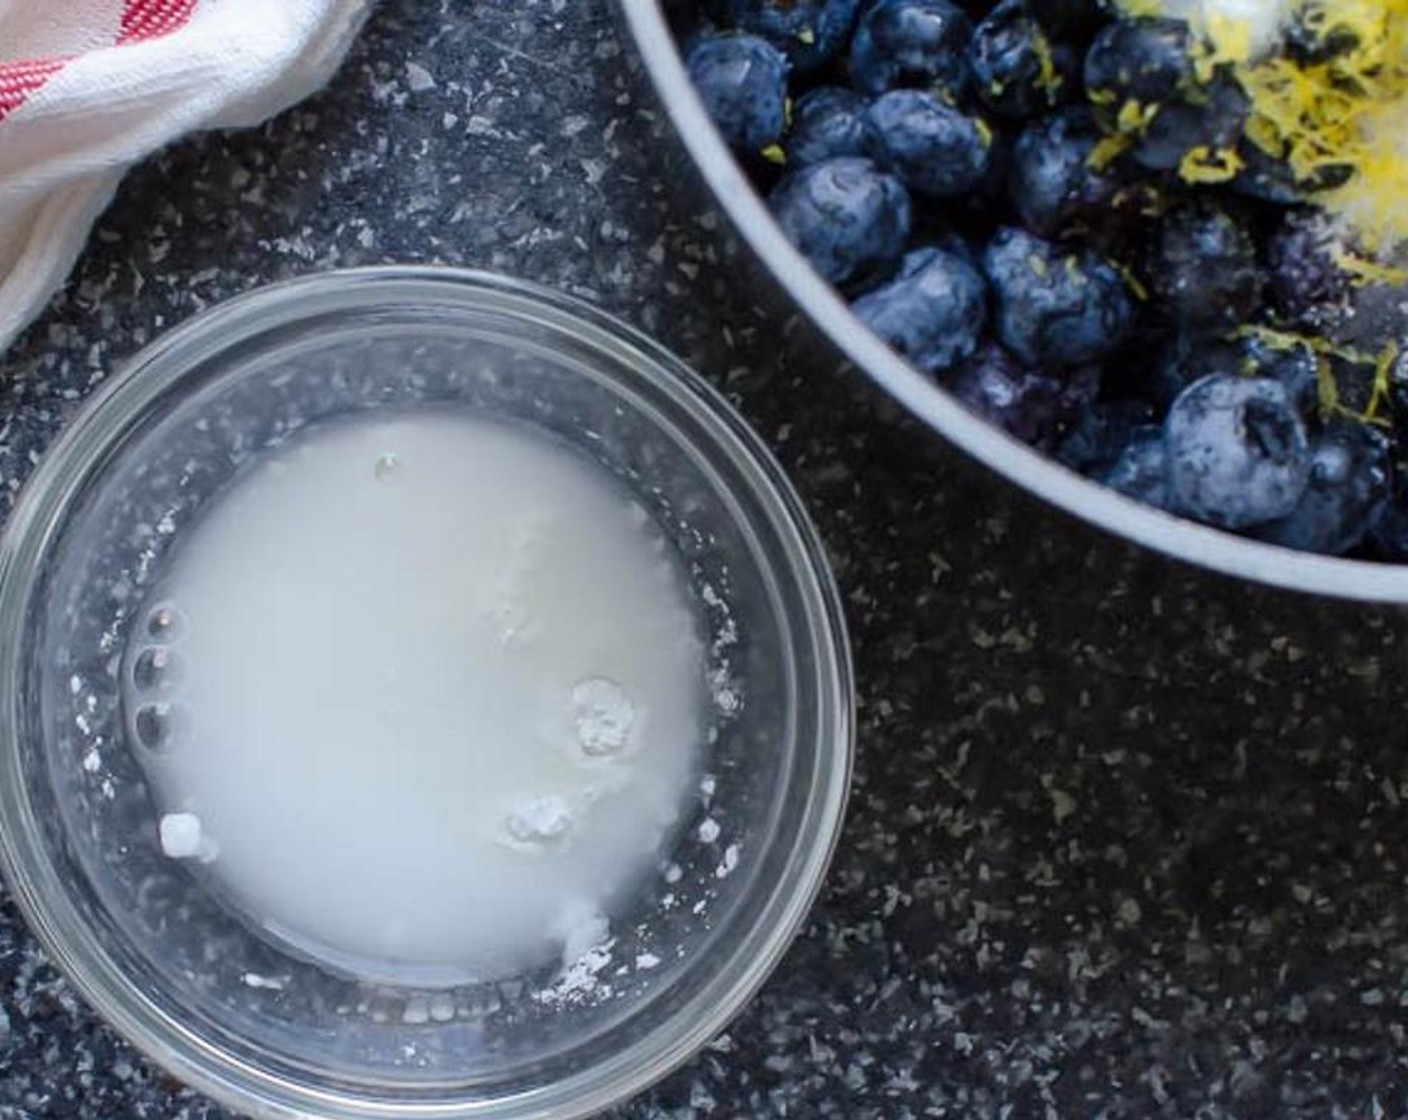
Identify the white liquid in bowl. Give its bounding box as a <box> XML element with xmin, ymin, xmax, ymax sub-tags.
<box><xmin>121</xmin><ymin>413</ymin><xmax>704</xmax><ymax>985</ymax></box>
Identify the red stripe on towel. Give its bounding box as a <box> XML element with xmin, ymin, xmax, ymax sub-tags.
<box><xmin>0</xmin><ymin>56</ymin><xmax>68</xmax><ymax>123</ymax></box>
<box><xmin>0</xmin><ymin>0</ymin><xmax>198</xmax><ymax>124</ymax></box>
<box><xmin>119</xmin><ymin>0</ymin><xmax>198</xmax><ymax>44</ymax></box>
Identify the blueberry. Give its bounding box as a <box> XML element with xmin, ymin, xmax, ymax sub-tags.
<box><xmin>788</xmin><ymin>87</ymin><xmax>878</xmax><ymax>168</ymax></box>
<box><xmin>1142</xmin><ymin>331</ymin><xmax>1216</xmax><ymax>409</ymax></box>
<box><xmin>1366</xmin><ymin>480</ymin><xmax>1408</xmax><ymax>562</ymax></box>
<box><xmin>1254</xmin><ymin>419</ymin><xmax>1391</xmax><ymax>554</ymax></box>
<box><xmin>1243</xmin><ymin>335</ymin><xmax>1320</xmax><ymax>416</ymax></box>
<box><xmin>1150</xmin><ymin>332</ymin><xmax>1322</xmax><ymax>417</ymax></box>
<box><xmin>1009</xmin><ymin>108</ymin><xmax>1118</xmax><ymax>235</ymax></box>
<box><xmin>1153</xmin><ymin>205</ymin><xmax>1262</xmax><ymax>332</ymax></box>
<box><xmin>1283</xmin><ymin>6</ymin><xmax>1364</xmax><ymax>66</ymax></box>
<box><xmin>1056</xmin><ymin>397</ymin><xmax>1159</xmax><ymax>472</ymax></box>
<box><xmin>686</xmin><ymin>33</ymin><xmax>791</xmax><ymax>154</ymax></box>
<box><xmin>716</xmin><ymin>0</ymin><xmax>861</xmax><ymax>72</ymax></box>
<box><xmin>1164</xmin><ymin>375</ymin><xmax>1311</xmax><ymax>529</ymax></box>
<box><xmin>1228</xmin><ymin>140</ymin><xmax>1304</xmax><ymax>205</ymax></box>
<box><xmin>769</xmin><ymin>157</ymin><xmax>912</xmax><ymax>289</ymax></box>
<box><xmin>1234</xmin><ymin>141</ymin><xmax>1353</xmax><ymax>203</ymax></box>
<box><xmin>1083</xmin><ymin>17</ymin><xmax>1247</xmax><ymax>172</ymax></box>
<box><xmin>982</xmin><ymin>226</ymin><xmax>1134</xmax><ymax>367</ymax></box>
<box><xmin>1266</xmin><ymin>210</ymin><xmax>1352</xmax><ymax>326</ymax></box>
<box><xmin>968</xmin><ymin>0</ymin><xmax>1077</xmax><ymax>120</ymax></box>
<box><xmin>865</xmin><ymin>90</ymin><xmax>993</xmax><ymax>198</ymax></box>
<box><xmin>852</xmin><ymin>246</ymin><xmax>988</xmax><ymax>375</ymax></box>
<box><xmin>1137</xmin><ymin>73</ymin><xmax>1248</xmax><ymax>173</ymax></box>
<box><xmin>1084</xmin><ymin>18</ymin><xmax>1193</xmax><ymax>114</ymax></box>
<box><xmin>1099</xmin><ymin>425</ymin><xmax>1171</xmax><ymax>509</ymax></box>
<box><xmin>849</xmin><ymin>0</ymin><xmax>972</xmax><ymax>97</ymax></box>
<box><xmin>944</xmin><ymin>341</ymin><xmax>1069</xmax><ymax>447</ymax></box>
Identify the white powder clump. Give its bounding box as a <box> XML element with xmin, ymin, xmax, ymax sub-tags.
<box><xmin>499</xmin><ymin>794</ymin><xmax>575</xmax><ymax>850</ymax></box>
<box><xmin>541</xmin><ymin>942</ymin><xmax>614</xmax><ymax>1006</ymax></box>
<box><xmin>536</xmin><ymin>901</ymin><xmax>617</xmax><ymax>1008</ymax></box>
<box><xmin>159</xmin><ymin>812</ymin><xmax>218</xmax><ymax>862</ymax></box>
<box><xmin>571</xmin><ymin>677</ymin><xmax>635</xmax><ymax>757</ymax></box>
<box><xmin>1146</xmin><ymin>0</ymin><xmax>1289</xmax><ymax>56</ymax></box>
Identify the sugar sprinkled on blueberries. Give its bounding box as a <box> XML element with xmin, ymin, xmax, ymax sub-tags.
<box><xmin>1154</xmin><ymin>205</ymin><xmax>1263</xmax><ymax>333</ymax></box>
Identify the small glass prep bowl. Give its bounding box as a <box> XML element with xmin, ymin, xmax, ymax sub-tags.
<box><xmin>0</xmin><ymin>269</ymin><xmax>853</xmax><ymax>1119</ymax></box>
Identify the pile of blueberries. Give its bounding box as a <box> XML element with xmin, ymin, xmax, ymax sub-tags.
<box><xmin>676</xmin><ymin>0</ymin><xmax>1408</xmax><ymax>560</ymax></box>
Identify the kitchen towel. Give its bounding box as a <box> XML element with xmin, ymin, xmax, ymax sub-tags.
<box><xmin>0</xmin><ymin>0</ymin><xmax>370</xmax><ymax>352</ymax></box>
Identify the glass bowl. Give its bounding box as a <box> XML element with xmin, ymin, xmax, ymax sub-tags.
<box><xmin>0</xmin><ymin>268</ymin><xmax>853</xmax><ymax>1119</ymax></box>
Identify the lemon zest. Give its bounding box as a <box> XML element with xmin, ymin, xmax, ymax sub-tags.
<box><xmin>1116</xmin><ymin>0</ymin><xmax>1408</xmax><ymax>249</ymax></box>
<box><xmin>1331</xmin><ymin>244</ymin><xmax>1408</xmax><ymax>285</ymax></box>
<box><xmin>1178</xmin><ymin>145</ymin><xmax>1245</xmax><ymax>183</ymax></box>
<box><xmin>1087</xmin><ymin>131</ymin><xmax>1133</xmax><ymax>170</ymax></box>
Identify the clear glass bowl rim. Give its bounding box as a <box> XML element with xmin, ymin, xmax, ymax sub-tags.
<box><xmin>0</xmin><ymin>266</ymin><xmax>855</xmax><ymax>1120</ymax></box>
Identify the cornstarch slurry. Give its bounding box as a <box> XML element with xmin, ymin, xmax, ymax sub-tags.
<box><xmin>120</xmin><ymin>413</ymin><xmax>705</xmax><ymax>986</ymax></box>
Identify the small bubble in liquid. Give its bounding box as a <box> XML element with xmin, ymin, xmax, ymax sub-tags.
<box><xmin>130</xmin><ymin>647</ymin><xmax>184</xmax><ymax>693</ymax></box>
<box><xmin>132</xmin><ymin>702</ymin><xmax>191</xmax><ymax>754</ymax></box>
<box><xmin>146</xmin><ymin>604</ymin><xmax>186</xmax><ymax>642</ymax></box>
<box><xmin>374</xmin><ymin>452</ymin><xmax>401</xmax><ymax>483</ymax></box>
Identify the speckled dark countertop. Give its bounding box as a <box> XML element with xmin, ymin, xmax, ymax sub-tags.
<box><xmin>4</xmin><ymin>3</ymin><xmax>1408</xmax><ymax>1119</ymax></box>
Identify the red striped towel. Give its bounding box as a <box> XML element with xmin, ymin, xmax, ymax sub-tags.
<box><xmin>0</xmin><ymin>0</ymin><xmax>369</xmax><ymax>352</ymax></box>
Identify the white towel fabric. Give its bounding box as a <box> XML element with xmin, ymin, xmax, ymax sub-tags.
<box><xmin>0</xmin><ymin>0</ymin><xmax>370</xmax><ymax>352</ymax></box>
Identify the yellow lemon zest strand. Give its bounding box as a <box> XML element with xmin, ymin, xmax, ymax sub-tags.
<box><xmin>1115</xmin><ymin>98</ymin><xmax>1160</xmax><ymax>135</ymax></box>
<box><xmin>1331</xmin><ymin>243</ymin><xmax>1408</xmax><ymax>285</ymax></box>
<box><xmin>1087</xmin><ymin>130</ymin><xmax>1133</xmax><ymax>170</ymax></box>
<box><xmin>1111</xmin><ymin>260</ymin><xmax>1149</xmax><ymax>300</ymax></box>
<box><xmin>1236</xmin><ymin>325</ymin><xmax>1397</xmax><ymax>421</ymax></box>
<box><xmin>1235</xmin><ymin>326</ymin><xmax>1334</xmax><ymax>417</ymax></box>
<box><xmin>1366</xmin><ymin>339</ymin><xmax>1400</xmax><ymax>422</ymax></box>
<box><xmin>1178</xmin><ymin>144</ymin><xmax>1245</xmax><ymax>183</ymax></box>
<box><xmin>1032</xmin><ymin>30</ymin><xmax>1063</xmax><ymax>102</ymax></box>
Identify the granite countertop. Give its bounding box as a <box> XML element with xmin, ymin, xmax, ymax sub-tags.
<box><xmin>4</xmin><ymin>4</ymin><xmax>1408</xmax><ymax>1118</ymax></box>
